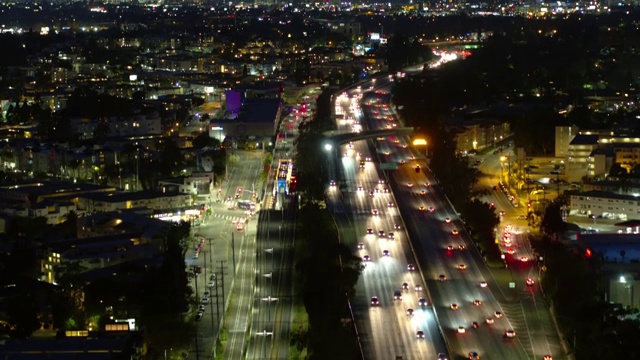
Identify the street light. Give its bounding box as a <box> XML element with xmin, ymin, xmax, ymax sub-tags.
<box><xmin>324</xmin><ymin>143</ymin><xmax>333</xmax><ymax>152</ymax></box>
<box><xmin>256</xmin><ymin>330</ymin><xmax>273</xmax><ymax>359</ymax></box>
<box><xmin>261</xmin><ymin>295</ymin><xmax>279</xmax><ymax>321</ymax></box>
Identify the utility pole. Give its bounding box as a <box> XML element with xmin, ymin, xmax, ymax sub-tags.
<box><xmin>214</xmin><ymin>272</ymin><xmax>220</xmax><ymax>323</ymax></box>
<box><xmin>193</xmin><ymin>266</ymin><xmax>200</xmax><ymax>360</ymax></box>
<box><xmin>231</xmin><ymin>232</ymin><xmax>236</xmax><ymax>273</ymax></box>
<box><xmin>219</xmin><ymin>260</ymin><xmax>226</xmax><ymax>319</ymax></box>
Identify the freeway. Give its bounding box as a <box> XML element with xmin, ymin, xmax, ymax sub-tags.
<box><xmin>328</xmin><ymin>78</ymin><xmax>447</xmax><ymax>360</ymax></box>
<box><xmin>366</xmin><ymin>79</ymin><xmax>561</xmax><ymax>359</ymax></box>
<box><xmin>329</xmin><ymin>70</ymin><xmax>555</xmax><ymax>359</ymax></box>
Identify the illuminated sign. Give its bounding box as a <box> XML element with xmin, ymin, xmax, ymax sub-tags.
<box><xmin>211</xmin><ymin>126</ymin><xmax>223</xmax><ymax>131</ymax></box>
<box><xmin>413</xmin><ymin>139</ymin><xmax>427</xmax><ymax>146</ymax></box>
<box><xmin>370</xmin><ymin>32</ymin><xmax>380</xmax><ymax>41</ymax></box>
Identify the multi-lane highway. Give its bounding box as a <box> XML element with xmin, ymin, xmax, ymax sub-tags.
<box><xmin>326</xmin><ymin>72</ymin><xmax>564</xmax><ymax>359</ymax></box>
<box><xmin>327</xmin><ymin>79</ymin><xmax>447</xmax><ymax>360</ymax></box>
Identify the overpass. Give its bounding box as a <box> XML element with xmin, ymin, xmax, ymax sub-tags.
<box><xmin>323</xmin><ymin>127</ymin><xmax>414</xmax><ymax>146</ymax></box>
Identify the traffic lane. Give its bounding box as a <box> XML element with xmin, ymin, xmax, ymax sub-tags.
<box><xmin>346</xmin><ymin>141</ymin><xmax>442</xmax><ymax>358</ymax></box>
<box><xmin>358</xmin><ymin>163</ymin><xmax>440</xmax><ymax>359</ymax></box>
<box><xmin>393</xmin><ymin>166</ymin><xmax>530</xmax><ymax>360</ymax></box>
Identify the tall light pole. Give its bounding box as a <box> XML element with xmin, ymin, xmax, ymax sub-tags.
<box><xmin>256</xmin><ymin>330</ymin><xmax>273</xmax><ymax>359</ymax></box>
<box><xmin>261</xmin><ymin>295</ymin><xmax>278</xmax><ymax>322</ymax></box>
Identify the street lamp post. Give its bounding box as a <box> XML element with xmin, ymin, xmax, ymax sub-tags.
<box><xmin>261</xmin><ymin>295</ymin><xmax>278</xmax><ymax>322</ymax></box>
<box><xmin>256</xmin><ymin>330</ymin><xmax>273</xmax><ymax>359</ymax></box>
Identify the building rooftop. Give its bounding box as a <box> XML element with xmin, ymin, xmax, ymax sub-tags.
<box><xmin>569</xmin><ymin>190</ymin><xmax>640</xmax><ymax>202</ymax></box>
<box><xmin>570</xmin><ymin>134</ymin><xmax>600</xmax><ymax>146</ymax></box>
<box><xmin>577</xmin><ymin>233</ymin><xmax>640</xmax><ymax>264</ymax></box>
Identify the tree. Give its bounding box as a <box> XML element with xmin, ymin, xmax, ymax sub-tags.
<box><xmin>92</xmin><ymin>121</ymin><xmax>111</xmax><ymax>142</ymax></box>
<box><xmin>61</xmin><ymin>210</ymin><xmax>78</xmax><ymax>237</ymax></box>
<box><xmin>609</xmin><ymin>163</ymin><xmax>627</xmax><ymax>177</ymax></box>
<box><xmin>6</xmin><ymin>293</ymin><xmax>41</xmax><ymax>337</ymax></box>
<box><xmin>541</xmin><ymin>201</ymin><xmax>567</xmax><ymax>241</ymax></box>
<box><xmin>160</xmin><ymin>139</ymin><xmax>182</xmax><ymax>176</ymax></box>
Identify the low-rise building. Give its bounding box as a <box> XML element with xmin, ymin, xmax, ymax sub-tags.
<box><xmin>78</xmin><ymin>191</ymin><xmax>192</xmax><ymax>213</ymax></box>
<box><xmin>446</xmin><ymin>117</ymin><xmax>511</xmax><ymax>154</ymax></box>
<box><xmin>568</xmin><ymin>190</ymin><xmax>640</xmax><ymax>220</ymax></box>
<box><xmin>158</xmin><ymin>173</ymin><xmax>214</xmax><ymax>195</ymax></box>
<box><xmin>577</xmin><ymin>233</ymin><xmax>640</xmax><ymax>309</ymax></box>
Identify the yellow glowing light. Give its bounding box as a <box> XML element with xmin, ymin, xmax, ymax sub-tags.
<box><xmin>413</xmin><ymin>138</ymin><xmax>427</xmax><ymax>146</ymax></box>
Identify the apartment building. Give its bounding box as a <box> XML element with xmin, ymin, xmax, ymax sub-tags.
<box><xmin>568</xmin><ymin>190</ymin><xmax>640</xmax><ymax>220</ymax></box>
<box><xmin>78</xmin><ymin>191</ymin><xmax>192</xmax><ymax>213</ymax></box>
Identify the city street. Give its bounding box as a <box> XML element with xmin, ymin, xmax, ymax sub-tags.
<box><xmin>183</xmin><ymin>150</ymin><xmax>263</xmax><ymax>360</ymax></box>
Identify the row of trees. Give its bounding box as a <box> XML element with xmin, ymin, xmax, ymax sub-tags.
<box><xmin>293</xmin><ymin>203</ymin><xmax>363</xmax><ymax>359</ymax></box>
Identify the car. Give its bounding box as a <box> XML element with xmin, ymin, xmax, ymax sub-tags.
<box><xmin>208</xmin><ymin>281</ymin><xmax>215</xmax><ymax>288</ymax></box>
<box><xmin>457</xmin><ymin>326</ymin><xmax>466</xmax><ymax>333</ymax></box>
<box><xmin>543</xmin><ymin>356</ymin><xmax>553</xmax><ymax>360</ymax></box>
<box><xmin>204</xmin><ymin>291</ymin><xmax>210</xmax><ymax>297</ymax></box>
<box><xmin>394</xmin><ymin>223</ymin><xmax>401</xmax><ymax>230</ymax></box>
<box><xmin>480</xmin><ymin>281</ymin><xmax>488</xmax><ymax>288</ymax></box>
<box><xmin>363</xmin><ymin>255</ymin><xmax>371</xmax><ymax>262</ymax></box>
<box><xmin>366</xmin><ymin>228</ymin><xmax>373</xmax><ymax>234</ymax></box>
<box><xmin>418</xmin><ymin>206</ymin><xmax>425</xmax><ymax>211</ymax></box>
<box><xmin>520</xmin><ymin>256</ymin><xmax>529</xmax><ymax>262</ymax></box>
<box><xmin>468</xmin><ymin>352</ymin><xmax>480</xmax><ymax>360</ymax></box>
<box><xmin>458</xmin><ymin>264</ymin><xmax>467</xmax><ymax>270</ymax></box>
<box><xmin>507</xmin><ymin>248</ymin><xmax>515</xmax><ymax>254</ymax></box>
<box><xmin>450</xmin><ymin>303</ymin><xmax>459</xmax><ymax>310</ymax></box>
<box><xmin>402</xmin><ymin>282</ymin><xmax>409</xmax><ymax>290</ymax></box>
<box><xmin>365</xmin><ymin>157</ymin><xmax>372</xmax><ymax>162</ymax></box>
<box><xmin>415</xmin><ymin>284</ymin><xmax>423</xmax><ymax>291</ymax></box>
<box><xmin>383</xmin><ymin>187</ymin><xmax>390</xmax><ymax>193</ymax></box>
<box><xmin>371</xmin><ymin>296</ymin><xmax>380</xmax><ymax>306</ymax></box>
<box><xmin>486</xmin><ymin>318</ymin><xmax>495</xmax><ymax>324</ymax></box>
<box><xmin>199</xmin><ymin>305</ymin><xmax>206</xmax><ymax>312</ymax></box>
<box><xmin>416</xmin><ymin>330</ymin><xmax>425</xmax><ymax>339</ymax></box>
<box><xmin>388</xmin><ymin>232</ymin><xmax>395</xmax><ymax>239</ymax></box>
<box><xmin>437</xmin><ymin>353</ymin><xmax>448</xmax><ymax>360</ymax></box>
<box><xmin>393</xmin><ymin>290</ymin><xmax>402</xmax><ymax>300</ymax></box>
<box><xmin>406</xmin><ymin>308</ymin><xmax>414</xmax><ymax>316</ymax></box>
<box><xmin>420</xmin><ymin>190</ymin><xmax>427</xmax><ymax>195</ymax></box>
<box><xmin>195</xmin><ymin>312</ymin><xmax>203</xmax><ymax>321</ymax></box>
<box><xmin>407</xmin><ymin>183</ymin><xmax>414</xmax><ymax>188</ymax></box>
<box><xmin>505</xmin><ymin>329</ymin><xmax>516</xmax><ymax>338</ymax></box>
<box><xmin>473</xmin><ymin>299</ymin><xmax>482</xmax><ymax>306</ymax></box>
<box><xmin>458</xmin><ymin>244</ymin><xmax>466</xmax><ymax>250</ymax></box>
<box><xmin>526</xmin><ymin>278</ymin><xmax>535</xmax><ymax>286</ymax></box>
<box><xmin>357</xmin><ymin>186</ymin><xmax>364</xmax><ymax>192</ymax></box>
<box><xmin>357</xmin><ymin>242</ymin><xmax>365</xmax><ymax>250</ymax></box>
<box><xmin>382</xmin><ymin>250</ymin><xmax>390</xmax><ymax>257</ymax></box>
<box><xmin>494</xmin><ymin>311</ymin><xmax>504</xmax><ymax>318</ymax></box>
<box><xmin>428</xmin><ymin>206</ymin><xmax>436</xmax><ymax>212</ymax></box>
<box><xmin>444</xmin><ymin>217</ymin><xmax>451</xmax><ymax>223</ymax></box>
<box><xmin>472</xmin><ymin>321</ymin><xmax>479</xmax><ymax>328</ymax></box>
<box><xmin>451</xmin><ymin>229</ymin><xmax>459</xmax><ymax>235</ymax></box>
<box><xmin>235</xmin><ymin>194</ymin><xmax>240</xmax><ymax>199</ymax></box>
<box><xmin>368</xmin><ymin>190</ymin><xmax>375</xmax><ymax>197</ymax></box>
<box><xmin>329</xmin><ymin>180</ymin><xmax>336</xmax><ymax>187</ymax></box>
<box><xmin>387</xmin><ymin>201</ymin><xmax>395</xmax><ymax>207</ymax></box>
<box><xmin>372</xmin><ymin>209</ymin><xmax>379</xmax><ymax>215</ymax></box>
<box><xmin>407</xmin><ymin>264</ymin><xmax>416</xmax><ymax>271</ymax></box>
<box><xmin>447</xmin><ymin>245</ymin><xmax>454</xmax><ymax>251</ymax></box>
<box><xmin>399</xmin><ymin>159</ymin><xmax>406</xmax><ymax>165</ymax></box>
<box><xmin>517</xmin><ymin>215</ymin><xmax>527</xmax><ymax>220</ymax></box>
<box><xmin>378</xmin><ymin>179</ymin><xmax>385</xmax><ymax>184</ymax></box>
<box><xmin>378</xmin><ymin>230</ymin><xmax>386</xmax><ymax>237</ymax></box>
<box><xmin>418</xmin><ymin>298</ymin><xmax>427</xmax><ymax>306</ymax></box>
<box><xmin>409</xmin><ymin>155</ymin><xmax>416</xmax><ymax>160</ymax></box>
<box><xmin>438</xmin><ymin>274</ymin><xmax>447</xmax><ymax>281</ymax></box>
<box><xmin>201</xmin><ymin>297</ymin><xmax>209</xmax><ymax>304</ymax></box>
